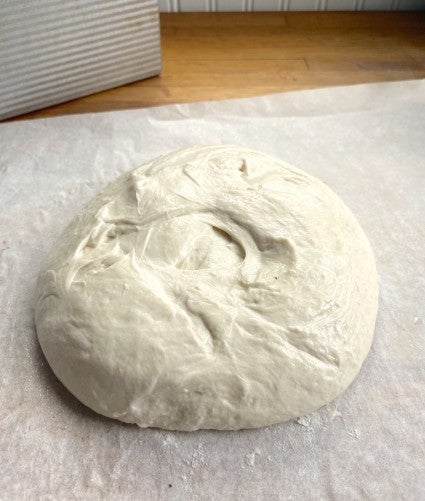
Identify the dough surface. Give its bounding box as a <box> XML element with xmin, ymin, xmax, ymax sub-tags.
<box><xmin>35</xmin><ymin>145</ymin><xmax>378</xmax><ymax>431</ymax></box>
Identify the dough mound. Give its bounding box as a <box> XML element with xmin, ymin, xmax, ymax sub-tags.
<box><xmin>35</xmin><ymin>145</ymin><xmax>378</xmax><ymax>431</ymax></box>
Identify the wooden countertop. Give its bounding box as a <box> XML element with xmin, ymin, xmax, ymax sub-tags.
<box><xmin>17</xmin><ymin>12</ymin><xmax>425</xmax><ymax>120</ymax></box>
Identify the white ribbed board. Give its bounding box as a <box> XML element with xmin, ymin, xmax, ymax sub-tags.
<box><xmin>0</xmin><ymin>0</ymin><xmax>161</xmax><ymax>120</ymax></box>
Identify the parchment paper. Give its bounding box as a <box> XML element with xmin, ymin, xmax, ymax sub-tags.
<box><xmin>0</xmin><ymin>80</ymin><xmax>424</xmax><ymax>500</ymax></box>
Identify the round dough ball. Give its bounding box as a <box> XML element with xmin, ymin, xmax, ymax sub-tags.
<box><xmin>35</xmin><ymin>145</ymin><xmax>378</xmax><ymax>430</ymax></box>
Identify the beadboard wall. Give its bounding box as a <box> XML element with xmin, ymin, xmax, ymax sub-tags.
<box><xmin>158</xmin><ymin>0</ymin><xmax>425</xmax><ymax>11</ymax></box>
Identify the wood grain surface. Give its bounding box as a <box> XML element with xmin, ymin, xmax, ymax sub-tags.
<box><xmin>13</xmin><ymin>12</ymin><xmax>425</xmax><ymax>121</ymax></box>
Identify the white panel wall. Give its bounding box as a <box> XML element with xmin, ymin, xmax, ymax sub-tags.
<box><xmin>158</xmin><ymin>0</ymin><xmax>425</xmax><ymax>11</ymax></box>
